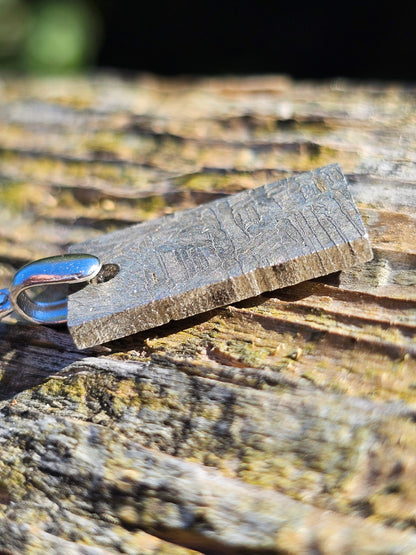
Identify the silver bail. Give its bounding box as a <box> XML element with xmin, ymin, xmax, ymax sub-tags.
<box><xmin>0</xmin><ymin>254</ymin><xmax>101</xmax><ymax>325</ymax></box>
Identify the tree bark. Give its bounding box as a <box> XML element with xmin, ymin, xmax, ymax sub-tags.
<box><xmin>0</xmin><ymin>74</ymin><xmax>415</xmax><ymax>554</ymax></box>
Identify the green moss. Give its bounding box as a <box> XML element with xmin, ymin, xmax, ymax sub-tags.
<box><xmin>0</xmin><ymin>181</ymin><xmax>38</xmax><ymax>211</ymax></box>
<box><xmin>176</xmin><ymin>172</ymin><xmax>228</xmax><ymax>191</ymax></box>
<box><xmin>138</xmin><ymin>195</ymin><xmax>166</xmax><ymax>217</ymax></box>
<box><xmin>222</xmin><ymin>338</ymin><xmax>272</xmax><ymax>367</ymax></box>
<box><xmin>175</xmin><ymin>171</ymin><xmax>258</xmax><ymax>193</ymax></box>
<box><xmin>0</xmin><ymin>463</ymin><xmax>27</xmax><ymax>500</ymax></box>
<box><xmin>38</xmin><ymin>374</ymin><xmax>88</xmax><ymax>404</ymax></box>
<box><xmin>82</xmin><ymin>132</ymin><xmax>124</xmax><ymax>156</ymax></box>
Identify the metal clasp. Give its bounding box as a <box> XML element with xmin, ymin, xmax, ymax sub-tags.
<box><xmin>0</xmin><ymin>254</ymin><xmax>101</xmax><ymax>325</ymax></box>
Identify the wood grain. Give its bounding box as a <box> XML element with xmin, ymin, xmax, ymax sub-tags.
<box><xmin>0</xmin><ymin>74</ymin><xmax>415</xmax><ymax>554</ymax></box>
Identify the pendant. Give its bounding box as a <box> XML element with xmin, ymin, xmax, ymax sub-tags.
<box><xmin>64</xmin><ymin>164</ymin><xmax>372</xmax><ymax>348</ymax></box>
<box><xmin>0</xmin><ymin>164</ymin><xmax>372</xmax><ymax>348</ymax></box>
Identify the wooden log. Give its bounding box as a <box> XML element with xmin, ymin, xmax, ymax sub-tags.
<box><xmin>0</xmin><ymin>74</ymin><xmax>416</xmax><ymax>554</ymax></box>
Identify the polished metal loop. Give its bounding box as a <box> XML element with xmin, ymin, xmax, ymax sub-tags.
<box><xmin>1</xmin><ymin>254</ymin><xmax>101</xmax><ymax>325</ymax></box>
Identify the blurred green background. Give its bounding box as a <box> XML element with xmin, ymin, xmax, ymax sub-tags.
<box><xmin>1</xmin><ymin>0</ymin><xmax>416</xmax><ymax>79</ymax></box>
<box><xmin>0</xmin><ymin>0</ymin><xmax>101</xmax><ymax>73</ymax></box>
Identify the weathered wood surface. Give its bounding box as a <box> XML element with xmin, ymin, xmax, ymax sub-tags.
<box><xmin>0</xmin><ymin>74</ymin><xmax>415</xmax><ymax>554</ymax></box>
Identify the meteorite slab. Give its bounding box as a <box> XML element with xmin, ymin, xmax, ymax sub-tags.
<box><xmin>68</xmin><ymin>164</ymin><xmax>372</xmax><ymax>348</ymax></box>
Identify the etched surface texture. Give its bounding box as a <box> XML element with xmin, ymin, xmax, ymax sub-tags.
<box><xmin>68</xmin><ymin>164</ymin><xmax>372</xmax><ymax>347</ymax></box>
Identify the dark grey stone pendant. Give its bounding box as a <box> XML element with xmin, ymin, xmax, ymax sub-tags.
<box><xmin>68</xmin><ymin>164</ymin><xmax>372</xmax><ymax>348</ymax></box>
